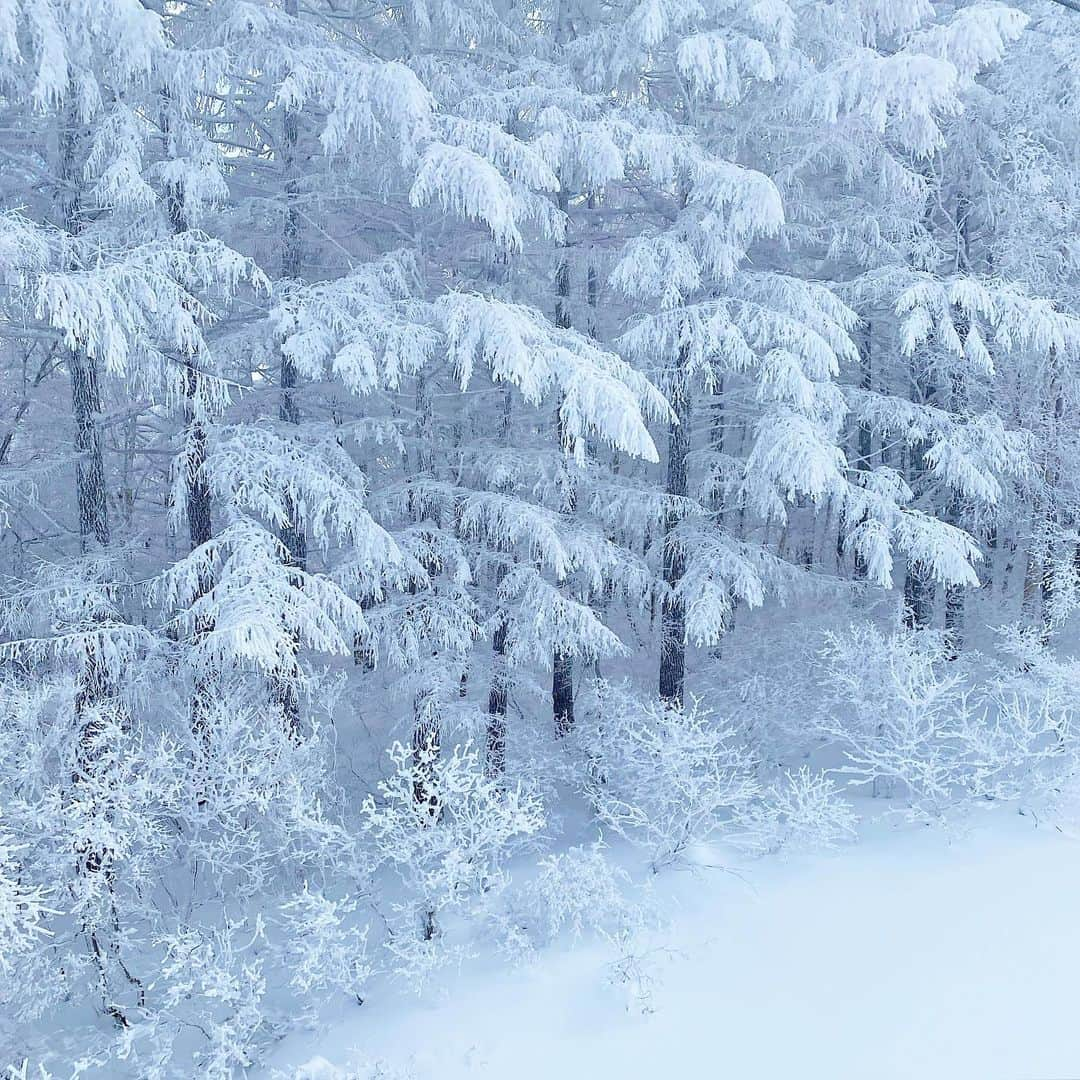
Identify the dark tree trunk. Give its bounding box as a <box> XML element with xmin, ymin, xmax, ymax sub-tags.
<box><xmin>1039</xmin><ymin>350</ymin><xmax>1065</xmax><ymax>646</ymax></box>
<box><xmin>161</xmin><ymin>95</ymin><xmax>217</xmax><ymax>743</ymax></box>
<box><xmin>707</xmin><ymin>378</ymin><xmax>731</xmax><ymax>659</ymax></box>
<box><xmin>903</xmin><ymin>564</ymin><xmax>935</xmax><ymax>630</ymax></box>
<box><xmin>551</xmin><ymin>189</ymin><xmax>577</xmax><ymax>737</ymax></box>
<box><xmin>60</xmin><ymin>94</ymin><xmax>145</xmax><ymax>1029</ymax></box>
<box><xmin>488</xmin><ymin>578</ymin><xmax>509</xmax><ymax>777</ymax></box>
<box><xmin>412</xmin><ymin>684</ymin><xmax>441</xmax><ymax>811</ymax></box>
<box><xmin>660</xmin><ymin>353</ymin><xmax>690</xmax><ymax>707</ymax></box>
<box><xmin>273</xmin><ymin>25</ymin><xmax>306</xmax><ymax>735</ymax></box>
<box><xmin>853</xmin><ymin>320</ymin><xmax>873</xmax><ymax>580</ymax></box>
<box><xmin>411</xmin><ymin>682</ymin><xmax>440</xmax><ymax>939</ymax></box>
<box><xmin>903</xmin><ymin>371</ymin><xmax>937</xmax><ymax>630</ymax></box>
<box><xmin>273</xmin><ymin>332</ymin><xmax>306</xmax><ymax>736</ymax></box>
<box><xmin>552</xmin><ymin>653</ymin><xmax>575</xmax><ymax>738</ymax></box>
<box><xmin>60</xmin><ymin>105</ymin><xmax>109</xmax><ymax>553</ymax></box>
<box><xmin>487</xmin><ymin>388</ymin><xmax>513</xmax><ymax>776</ymax></box>
<box><xmin>70</xmin><ymin>349</ymin><xmax>110</xmax><ymax>551</ymax></box>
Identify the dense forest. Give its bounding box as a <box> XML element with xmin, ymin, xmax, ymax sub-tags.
<box><xmin>2</xmin><ymin>0</ymin><xmax>1080</xmax><ymax>1076</ymax></box>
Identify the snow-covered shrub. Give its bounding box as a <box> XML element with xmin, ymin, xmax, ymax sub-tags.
<box><xmin>155</xmin><ymin>921</ymin><xmax>269</xmax><ymax>1080</ymax></box>
<box><xmin>4</xmin><ymin>1065</ymin><xmax>54</xmax><ymax>1080</ymax></box>
<box><xmin>501</xmin><ymin>841</ymin><xmax>650</xmax><ymax>956</ymax></box>
<box><xmin>579</xmin><ymin>683</ymin><xmax>758</xmax><ymax>868</ymax></box>
<box><xmin>0</xmin><ymin>809</ymin><xmax>53</xmax><ymax>978</ymax></box>
<box><xmin>731</xmin><ymin>767</ymin><xmax>859</xmax><ymax>856</ymax></box>
<box><xmin>0</xmin><ymin>666</ymin><xmax>369</xmax><ymax>1075</ymax></box>
<box><xmin>362</xmin><ymin>739</ymin><xmax>545</xmax><ymax>962</ymax></box>
<box><xmin>816</xmin><ymin>624</ymin><xmax>1077</xmax><ymax>818</ymax></box>
<box><xmin>603</xmin><ymin>932</ymin><xmax>683</xmax><ymax>1017</ymax></box>
<box><xmin>979</xmin><ymin>626</ymin><xmax>1080</xmax><ymax>803</ymax></box>
<box><xmin>527</xmin><ymin>843</ymin><xmax>640</xmax><ymax>942</ymax></box>
<box><xmin>276</xmin><ymin>885</ymin><xmax>371</xmax><ymax>1005</ymax></box>
<box><xmin>817</xmin><ymin>624</ymin><xmax>969</xmax><ymax>812</ymax></box>
<box><xmin>701</xmin><ymin>612</ymin><xmax>838</xmax><ymax>765</ymax></box>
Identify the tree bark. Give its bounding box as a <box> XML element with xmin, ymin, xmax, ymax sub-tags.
<box><xmin>273</xmin><ymin>13</ymin><xmax>306</xmax><ymax>735</ymax></box>
<box><xmin>552</xmin><ymin>188</ymin><xmax>576</xmax><ymax>738</ymax></box>
<box><xmin>70</xmin><ymin>350</ymin><xmax>110</xmax><ymax>551</ymax></box>
<box><xmin>853</xmin><ymin>319</ymin><xmax>873</xmax><ymax>580</ymax></box>
<box><xmin>161</xmin><ymin>94</ymin><xmax>217</xmax><ymax>744</ymax></box>
<box><xmin>59</xmin><ymin>91</ymin><xmax>145</xmax><ymax>1029</ymax></box>
<box><xmin>659</xmin><ymin>348</ymin><xmax>690</xmax><ymax>707</ymax></box>
<box><xmin>487</xmin><ymin>387</ymin><xmax>513</xmax><ymax>775</ymax></box>
<box><xmin>488</xmin><ymin>585</ymin><xmax>509</xmax><ymax>777</ymax></box>
<box><xmin>903</xmin><ymin>370</ymin><xmax>937</xmax><ymax>630</ymax></box>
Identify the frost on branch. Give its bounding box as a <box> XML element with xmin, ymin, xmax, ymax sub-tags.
<box><xmin>816</xmin><ymin>624</ymin><xmax>1079</xmax><ymax>819</ymax></box>
<box><xmin>509</xmin><ymin>842</ymin><xmax>646</xmax><ymax>950</ymax></box>
<box><xmin>731</xmin><ymin>767</ymin><xmax>859</xmax><ymax>856</ymax></box>
<box><xmin>437</xmin><ymin>292</ymin><xmax>669</xmax><ymax>462</ymax></box>
<box><xmin>0</xmin><ymin>808</ymin><xmax>53</xmax><ymax>979</ymax></box>
<box><xmin>34</xmin><ymin>233</ymin><xmax>266</xmax><ymax>405</ymax></box>
<box><xmin>274</xmin><ymin>251</ymin><xmax>436</xmax><ymax>393</ymax></box>
<box><xmin>362</xmin><ymin>739</ymin><xmax>544</xmax><ymax>969</ymax></box>
<box><xmin>579</xmin><ymin>683</ymin><xmax>758</xmax><ymax>869</ymax></box>
<box><xmin>157</xmin><ymin>520</ymin><xmax>370</xmax><ymax>676</ymax></box>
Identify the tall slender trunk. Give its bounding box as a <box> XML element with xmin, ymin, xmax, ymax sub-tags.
<box><xmin>70</xmin><ymin>351</ymin><xmax>110</xmax><ymax>551</ymax></box>
<box><xmin>852</xmin><ymin>320</ymin><xmax>873</xmax><ymax>580</ymax></box>
<box><xmin>410</xmin><ymin>676</ymin><xmax>440</xmax><ymax>939</ymax></box>
<box><xmin>60</xmin><ymin>93</ymin><xmax>143</xmax><ymax>1029</ymax></box>
<box><xmin>903</xmin><ymin>170</ymin><xmax>939</xmax><ymax>631</ymax></box>
<box><xmin>659</xmin><ymin>347</ymin><xmax>690</xmax><ymax>707</ymax></box>
<box><xmin>60</xmin><ymin>108</ymin><xmax>109</xmax><ymax>553</ymax></box>
<box><xmin>410</xmin><ymin>369</ymin><xmax>448</xmax><ymax>806</ymax></box>
<box><xmin>60</xmin><ymin>107</ymin><xmax>111</xmax><ymax>720</ymax></box>
<box><xmin>161</xmin><ymin>96</ymin><xmax>216</xmax><ymax>744</ymax></box>
<box><xmin>552</xmin><ymin>189</ymin><xmax>575</xmax><ymax>738</ymax></box>
<box><xmin>1038</xmin><ymin>347</ymin><xmax>1064</xmax><ymax>645</ymax></box>
<box><xmin>903</xmin><ymin>366</ymin><xmax>937</xmax><ymax>629</ymax></box>
<box><xmin>273</xmin><ymin>15</ymin><xmax>306</xmax><ymax>734</ymax></box>
<box><xmin>1021</xmin><ymin>505</ymin><xmax>1043</xmax><ymax>626</ymax></box>
<box><xmin>412</xmin><ymin>682</ymin><xmax>441</xmax><ymax>809</ymax></box>
<box><xmin>707</xmin><ymin>378</ymin><xmax>731</xmax><ymax>659</ymax></box>
<box><xmin>488</xmin><ymin>589</ymin><xmax>509</xmax><ymax>777</ymax></box>
<box><xmin>943</xmin><ymin>192</ymin><xmax>974</xmax><ymax>658</ymax></box>
<box><xmin>488</xmin><ymin>387</ymin><xmax>513</xmax><ymax>776</ymax></box>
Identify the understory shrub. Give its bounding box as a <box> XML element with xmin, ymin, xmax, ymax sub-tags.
<box><xmin>731</xmin><ymin>766</ymin><xmax>859</xmax><ymax>855</ymax></box>
<box><xmin>578</xmin><ymin>683</ymin><xmax>759</xmax><ymax>868</ymax></box>
<box><xmin>816</xmin><ymin>624</ymin><xmax>1080</xmax><ymax>819</ymax></box>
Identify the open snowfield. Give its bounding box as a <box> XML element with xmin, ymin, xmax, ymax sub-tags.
<box><xmin>263</xmin><ymin>810</ymin><xmax>1080</xmax><ymax>1080</ymax></box>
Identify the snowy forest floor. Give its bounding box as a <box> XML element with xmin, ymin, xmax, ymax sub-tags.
<box><xmin>261</xmin><ymin>807</ymin><xmax>1080</xmax><ymax>1080</ymax></box>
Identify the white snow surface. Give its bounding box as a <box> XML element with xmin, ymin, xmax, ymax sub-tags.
<box><xmin>261</xmin><ymin>810</ymin><xmax>1080</xmax><ymax>1080</ymax></box>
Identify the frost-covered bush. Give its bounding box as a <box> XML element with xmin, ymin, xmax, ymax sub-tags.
<box><xmin>731</xmin><ymin>767</ymin><xmax>859</xmax><ymax>856</ymax></box>
<box><xmin>5</xmin><ymin>1065</ymin><xmax>54</xmax><ymax>1080</ymax></box>
<box><xmin>817</xmin><ymin>625</ymin><xmax>969</xmax><ymax>811</ymax></box>
<box><xmin>701</xmin><ymin>614</ymin><xmax>838</xmax><ymax>765</ymax></box>
<box><xmin>277</xmin><ymin>885</ymin><xmax>372</xmax><ymax>1004</ymax></box>
<box><xmin>0</xmin><ymin>669</ymin><xmax>370</xmax><ymax>1077</ymax></box>
<box><xmin>362</xmin><ymin>739</ymin><xmax>545</xmax><ymax>962</ymax></box>
<box><xmin>526</xmin><ymin>843</ymin><xmax>640</xmax><ymax>942</ymax></box>
<box><xmin>816</xmin><ymin>624</ymin><xmax>1078</xmax><ymax>818</ymax></box>
<box><xmin>499</xmin><ymin>841</ymin><xmax>650</xmax><ymax>957</ymax></box>
<box><xmin>154</xmin><ymin>921</ymin><xmax>269</xmax><ymax>1080</ymax></box>
<box><xmin>0</xmin><ymin>809</ymin><xmax>53</xmax><ymax>978</ymax></box>
<box><xmin>579</xmin><ymin>684</ymin><xmax>758</xmax><ymax>868</ymax></box>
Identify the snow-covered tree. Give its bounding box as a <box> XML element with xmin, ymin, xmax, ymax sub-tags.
<box><xmin>2</xmin><ymin>0</ymin><xmax>1079</xmax><ymax>1073</ymax></box>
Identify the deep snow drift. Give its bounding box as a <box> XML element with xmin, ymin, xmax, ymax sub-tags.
<box><xmin>262</xmin><ymin>810</ymin><xmax>1080</xmax><ymax>1080</ymax></box>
